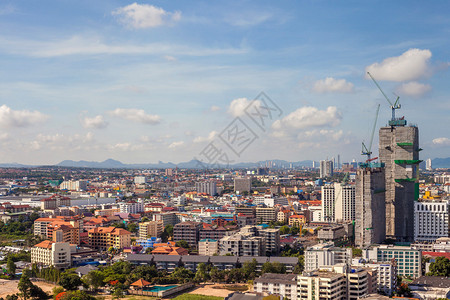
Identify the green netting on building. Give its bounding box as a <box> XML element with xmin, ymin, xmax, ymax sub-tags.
<box><xmin>397</xmin><ymin>142</ymin><xmax>413</xmax><ymax>146</ymax></box>
<box><xmin>395</xmin><ymin>178</ymin><xmax>417</xmax><ymax>183</ymax></box>
<box><xmin>394</xmin><ymin>160</ymin><xmax>422</xmax><ymax>164</ymax></box>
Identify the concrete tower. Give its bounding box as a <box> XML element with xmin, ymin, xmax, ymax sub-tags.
<box><xmin>379</xmin><ymin>125</ymin><xmax>420</xmax><ymax>242</ymax></box>
<box><xmin>355</xmin><ymin>163</ymin><xmax>386</xmax><ymax>248</ymax></box>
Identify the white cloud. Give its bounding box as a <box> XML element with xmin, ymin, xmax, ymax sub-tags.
<box><xmin>228</xmin><ymin>12</ymin><xmax>272</xmax><ymax>27</ymax></box>
<box><xmin>0</xmin><ymin>35</ymin><xmax>246</xmax><ymax>57</ymax></box>
<box><xmin>193</xmin><ymin>131</ymin><xmax>217</xmax><ymax>143</ymax></box>
<box><xmin>298</xmin><ymin>129</ymin><xmax>344</xmax><ymax>141</ymax></box>
<box><xmin>396</xmin><ymin>81</ymin><xmax>431</xmax><ymax>97</ymax></box>
<box><xmin>113</xmin><ymin>3</ymin><xmax>181</xmax><ymax>29</ymax></box>
<box><xmin>210</xmin><ymin>105</ymin><xmax>221</xmax><ymax>112</ymax></box>
<box><xmin>164</xmin><ymin>55</ymin><xmax>177</xmax><ymax>61</ymax></box>
<box><xmin>432</xmin><ymin>137</ymin><xmax>450</xmax><ymax>146</ymax></box>
<box><xmin>168</xmin><ymin>141</ymin><xmax>184</xmax><ymax>149</ymax></box>
<box><xmin>81</xmin><ymin>115</ymin><xmax>108</xmax><ymax>129</ymax></box>
<box><xmin>365</xmin><ymin>48</ymin><xmax>432</xmax><ymax>82</ymax></box>
<box><xmin>30</xmin><ymin>132</ymin><xmax>94</xmax><ymax>151</ymax></box>
<box><xmin>0</xmin><ymin>133</ymin><xmax>10</xmax><ymax>141</ymax></box>
<box><xmin>272</xmin><ymin>106</ymin><xmax>342</xmax><ymax>131</ymax></box>
<box><xmin>109</xmin><ymin>108</ymin><xmax>161</xmax><ymax>125</ymax></box>
<box><xmin>312</xmin><ymin>77</ymin><xmax>354</xmax><ymax>93</ymax></box>
<box><xmin>0</xmin><ymin>105</ymin><xmax>48</xmax><ymax>128</ymax></box>
<box><xmin>228</xmin><ymin>97</ymin><xmax>262</xmax><ymax>117</ymax></box>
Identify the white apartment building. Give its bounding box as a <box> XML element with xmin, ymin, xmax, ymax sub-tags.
<box><xmin>364</xmin><ymin>245</ymin><xmax>422</xmax><ymax>278</ymax></box>
<box><xmin>414</xmin><ymin>200</ymin><xmax>449</xmax><ymax>242</ymax></box>
<box><xmin>304</xmin><ymin>243</ymin><xmax>352</xmax><ymax>271</ymax></box>
<box><xmin>198</xmin><ymin>239</ymin><xmax>219</xmax><ymax>256</ymax></box>
<box><xmin>31</xmin><ymin>240</ymin><xmax>71</xmax><ymax>269</ymax></box>
<box><xmin>353</xmin><ymin>260</ymin><xmax>397</xmax><ymax>296</ymax></box>
<box><xmin>59</xmin><ymin>180</ymin><xmax>88</xmax><ymax>191</ymax></box>
<box><xmin>254</xmin><ymin>273</ymin><xmax>297</xmax><ymax>300</ymax></box>
<box><xmin>134</xmin><ymin>176</ymin><xmax>147</xmax><ymax>184</ymax></box>
<box><xmin>253</xmin><ymin>195</ymin><xmax>289</xmax><ymax>207</ymax></box>
<box><xmin>321</xmin><ymin>183</ymin><xmax>355</xmax><ymax>222</ymax></box>
<box><xmin>119</xmin><ymin>199</ymin><xmax>144</xmax><ymax>214</ymax></box>
<box><xmin>195</xmin><ymin>181</ymin><xmax>217</xmax><ymax>196</ymax></box>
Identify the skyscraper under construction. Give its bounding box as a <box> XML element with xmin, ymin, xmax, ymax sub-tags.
<box><xmin>379</xmin><ymin>123</ymin><xmax>420</xmax><ymax>242</ymax></box>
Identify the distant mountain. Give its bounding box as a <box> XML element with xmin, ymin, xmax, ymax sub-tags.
<box><xmin>432</xmin><ymin>157</ymin><xmax>450</xmax><ymax>169</ymax></box>
<box><xmin>54</xmin><ymin>158</ymin><xmax>313</xmax><ymax>169</ymax></box>
<box><xmin>0</xmin><ymin>162</ymin><xmax>33</xmax><ymax>168</ymax></box>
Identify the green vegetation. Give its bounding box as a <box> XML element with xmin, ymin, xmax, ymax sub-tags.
<box><xmin>426</xmin><ymin>257</ymin><xmax>450</xmax><ymax>277</ymax></box>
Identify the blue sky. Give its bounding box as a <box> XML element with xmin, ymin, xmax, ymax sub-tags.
<box><xmin>0</xmin><ymin>0</ymin><xmax>449</xmax><ymax>165</ymax></box>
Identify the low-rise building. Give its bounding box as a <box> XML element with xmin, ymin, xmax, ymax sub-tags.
<box><xmin>139</xmin><ymin>220</ymin><xmax>164</xmax><ymax>239</ymax></box>
<box><xmin>254</xmin><ymin>273</ymin><xmax>297</xmax><ymax>300</ymax></box>
<box><xmin>31</xmin><ymin>240</ymin><xmax>71</xmax><ymax>269</ymax></box>
<box><xmin>198</xmin><ymin>239</ymin><xmax>218</xmax><ymax>256</ymax></box>
<box><xmin>88</xmin><ymin>227</ymin><xmax>131</xmax><ymax>250</ymax></box>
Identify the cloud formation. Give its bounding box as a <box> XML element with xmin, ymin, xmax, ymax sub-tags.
<box><xmin>113</xmin><ymin>3</ymin><xmax>181</xmax><ymax>29</ymax></box>
<box><xmin>228</xmin><ymin>97</ymin><xmax>262</xmax><ymax>117</ymax></box>
<box><xmin>272</xmin><ymin>106</ymin><xmax>342</xmax><ymax>131</ymax></box>
<box><xmin>396</xmin><ymin>81</ymin><xmax>431</xmax><ymax>97</ymax></box>
<box><xmin>432</xmin><ymin>137</ymin><xmax>450</xmax><ymax>146</ymax></box>
<box><xmin>81</xmin><ymin>115</ymin><xmax>108</xmax><ymax>129</ymax></box>
<box><xmin>210</xmin><ymin>105</ymin><xmax>221</xmax><ymax>112</ymax></box>
<box><xmin>109</xmin><ymin>108</ymin><xmax>161</xmax><ymax>125</ymax></box>
<box><xmin>193</xmin><ymin>131</ymin><xmax>217</xmax><ymax>143</ymax></box>
<box><xmin>312</xmin><ymin>77</ymin><xmax>354</xmax><ymax>93</ymax></box>
<box><xmin>365</xmin><ymin>48</ymin><xmax>432</xmax><ymax>82</ymax></box>
<box><xmin>0</xmin><ymin>105</ymin><xmax>48</xmax><ymax>128</ymax></box>
<box><xmin>169</xmin><ymin>141</ymin><xmax>184</xmax><ymax>149</ymax></box>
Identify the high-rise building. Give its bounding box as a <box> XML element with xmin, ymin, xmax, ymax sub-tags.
<box><xmin>414</xmin><ymin>200</ymin><xmax>450</xmax><ymax>242</ymax></box>
<box><xmin>321</xmin><ymin>183</ymin><xmax>355</xmax><ymax>223</ymax></box>
<box><xmin>234</xmin><ymin>177</ymin><xmax>251</xmax><ymax>193</ymax></box>
<box><xmin>195</xmin><ymin>181</ymin><xmax>217</xmax><ymax>195</ymax></box>
<box><xmin>426</xmin><ymin>158</ymin><xmax>432</xmax><ymax>171</ymax></box>
<box><xmin>304</xmin><ymin>243</ymin><xmax>352</xmax><ymax>271</ymax></box>
<box><xmin>320</xmin><ymin>160</ymin><xmax>334</xmax><ymax>178</ymax></box>
<box><xmin>173</xmin><ymin>221</ymin><xmax>202</xmax><ymax>249</ymax></box>
<box><xmin>139</xmin><ymin>220</ymin><xmax>164</xmax><ymax>239</ymax></box>
<box><xmin>379</xmin><ymin>124</ymin><xmax>420</xmax><ymax>242</ymax></box>
<box><xmin>355</xmin><ymin>164</ymin><xmax>386</xmax><ymax>248</ymax></box>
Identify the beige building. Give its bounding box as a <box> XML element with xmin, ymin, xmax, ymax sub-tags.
<box><xmin>139</xmin><ymin>220</ymin><xmax>164</xmax><ymax>239</ymax></box>
<box><xmin>256</xmin><ymin>207</ymin><xmax>277</xmax><ymax>224</ymax></box>
<box><xmin>297</xmin><ymin>270</ymin><xmax>347</xmax><ymax>300</ymax></box>
<box><xmin>88</xmin><ymin>227</ymin><xmax>131</xmax><ymax>250</ymax></box>
<box><xmin>31</xmin><ymin>240</ymin><xmax>71</xmax><ymax>269</ymax></box>
<box><xmin>198</xmin><ymin>239</ymin><xmax>218</xmax><ymax>256</ymax></box>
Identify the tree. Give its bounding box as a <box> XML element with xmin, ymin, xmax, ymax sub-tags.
<box><xmin>82</xmin><ymin>270</ymin><xmax>105</xmax><ymax>291</ymax></box>
<box><xmin>127</xmin><ymin>223</ymin><xmax>138</xmax><ymax>233</ymax></box>
<box><xmin>52</xmin><ymin>286</ymin><xmax>64</xmax><ymax>298</ymax></box>
<box><xmin>427</xmin><ymin>257</ymin><xmax>450</xmax><ymax>276</ymax></box>
<box><xmin>141</xmin><ymin>217</ymin><xmax>150</xmax><ymax>222</ymax></box>
<box><xmin>17</xmin><ymin>272</ymin><xmax>48</xmax><ymax>300</ymax></box>
<box><xmin>279</xmin><ymin>226</ymin><xmax>290</xmax><ymax>235</ymax></box>
<box><xmin>352</xmin><ymin>247</ymin><xmax>362</xmax><ymax>257</ymax></box>
<box><xmin>58</xmin><ymin>273</ymin><xmax>82</xmax><ymax>291</ymax></box>
<box><xmin>242</xmin><ymin>259</ymin><xmax>258</xmax><ymax>280</ymax></box>
<box><xmin>194</xmin><ymin>263</ymin><xmax>210</xmax><ymax>283</ymax></box>
<box><xmin>170</xmin><ymin>267</ymin><xmax>194</xmax><ymax>283</ymax></box>
<box><xmin>60</xmin><ymin>291</ymin><xmax>96</xmax><ymax>300</ymax></box>
<box><xmin>6</xmin><ymin>257</ymin><xmax>16</xmax><ymax>275</ymax></box>
<box><xmin>290</xmin><ymin>226</ymin><xmax>300</xmax><ymax>235</ymax></box>
<box><xmin>175</xmin><ymin>240</ymin><xmax>190</xmax><ymax>249</ymax></box>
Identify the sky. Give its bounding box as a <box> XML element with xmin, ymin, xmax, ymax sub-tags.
<box><xmin>0</xmin><ymin>0</ymin><xmax>449</xmax><ymax>165</ymax></box>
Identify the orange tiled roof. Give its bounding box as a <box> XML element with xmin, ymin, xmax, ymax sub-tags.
<box><xmin>131</xmin><ymin>279</ymin><xmax>151</xmax><ymax>287</ymax></box>
<box><xmin>33</xmin><ymin>240</ymin><xmax>54</xmax><ymax>249</ymax></box>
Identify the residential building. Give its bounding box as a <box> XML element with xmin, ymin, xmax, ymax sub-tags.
<box><xmin>414</xmin><ymin>199</ymin><xmax>449</xmax><ymax>242</ymax></box>
<box><xmin>234</xmin><ymin>177</ymin><xmax>251</xmax><ymax>194</ymax></box>
<box><xmin>139</xmin><ymin>220</ymin><xmax>164</xmax><ymax>239</ymax></box>
<box><xmin>254</xmin><ymin>273</ymin><xmax>297</xmax><ymax>300</ymax></box>
<box><xmin>256</xmin><ymin>207</ymin><xmax>277</xmax><ymax>224</ymax></box>
<box><xmin>173</xmin><ymin>221</ymin><xmax>202</xmax><ymax>249</ymax></box>
<box><xmin>40</xmin><ymin>195</ymin><xmax>71</xmax><ymax>210</ymax></box>
<box><xmin>60</xmin><ymin>180</ymin><xmax>88</xmax><ymax>191</ymax></box>
<box><xmin>219</xmin><ymin>234</ymin><xmax>264</xmax><ymax>256</ymax></box>
<box><xmin>88</xmin><ymin>227</ymin><xmax>131</xmax><ymax>250</ymax></box>
<box><xmin>379</xmin><ymin>124</ymin><xmax>420</xmax><ymax>242</ymax></box>
<box><xmin>119</xmin><ymin>199</ymin><xmax>144</xmax><ymax>214</ymax></box>
<box><xmin>320</xmin><ymin>160</ymin><xmax>333</xmax><ymax>178</ymax></box>
<box><xmin>364</xmin><ymin>244</ymin><xmax>422</xmax><ymax>278</ymax></box>
<box><xmin>425</xmin><ymin>158</ymin><xmax>432</xmax><ymax>171</ymax></box>
<box><xmin>195</xmin><ymin>181</ymin><xmax>217</xmax><ymax>196</ymax></box>
<box><xmin>304</xmin><ymin>243</ymin><xmax>352</xmax><ymax>271</ymax></box>
<box><xmin>355</xmin><ymin>164</ymin><xmax>386</xmax><ymax>248</ymax></box>
<box><xmin>353</xmin><ymin>261</ymin><xmax>397</xmax><ymax>296</ymax></box>
<box><xmin>198</xmin><ymin>239</ymin><xmax>218</xmax><ymax>256</ymax></box>
<box><xmin>31</xmin><ymin>240</ymin><xmax>71</xmax><ymax>269</ymax></box>
<box><xmin>297</xmin><ymin>270</ymin><xmax>346</xmax><ymax>300</ymax></box>
<box><xmin>134</xmin><ymin>176</ymin><xmax>147</xmax><ymax>184</ymax></box>
<box><xmin>321</xmin><ymin>182</ymin><xmax>355</xmax><ymax>223</ymax></box>
<box><xmin>289</xmin><ymin>214</ymin><xmax>306</xmax><ymax>227</ymax></box>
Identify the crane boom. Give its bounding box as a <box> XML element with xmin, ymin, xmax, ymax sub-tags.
<box><xmin>367</xmin><ymin>72</ymin><xmax>394</xmax><ymax>106</ymax></box>
<box><xmin>362</xmin><ymin>104</ymin><xmax>380</xmax><ymax>162</ymax></box>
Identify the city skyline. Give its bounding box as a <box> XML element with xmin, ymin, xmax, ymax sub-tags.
<box><xmin>0</xmin><ymin>1</ymin><xmax>449</xmax><ymax>164</ymax></box>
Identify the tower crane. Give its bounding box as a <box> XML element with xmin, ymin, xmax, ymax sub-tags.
<box><xmin>362</xmin><ymin>104</ymin><xmax>380</xmax><ymax>162</ymax></box>
<box><xmin>367</xmin><ymin>72</ymin><xmax>406</xmax><ymax>126</ymax></box>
